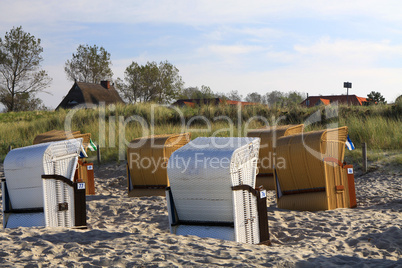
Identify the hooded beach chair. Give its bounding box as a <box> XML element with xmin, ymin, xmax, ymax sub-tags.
<box><xmin>126</xmin><ymin>133</ymin><xmax>191</xmax><ymax>197</ymax></box>
<box><xmin>33</xmin><ymin>130</ymin><xmax>95</xmax><ymax>195</ymax></box>
<box><xmin>166</xmin><ymin>137</ymin><xmax>270</xmax><ymax>245</ymax></box>
<box><xmin>274</xmin><ymin>126</ymin><xmax>357</xmax><ymax>211</ymax></box>
<box><xmin>247</xmin><ymin>124</ymin><xmax>304</xmax><ymax>190</ymax></box>
<box><xmin>2</xmin><ymin>139</ymin><xmax>86</xmax><ymax>228</ymax></box>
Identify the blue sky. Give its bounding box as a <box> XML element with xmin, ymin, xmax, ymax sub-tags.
<box><xmin>1</xmin><ymin>0</ymin><xmax>401</xmax><ymax>108</ymax></box>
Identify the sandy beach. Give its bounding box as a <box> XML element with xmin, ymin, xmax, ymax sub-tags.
<box><xmin>0</xmin><ymin>162</ymin><xmax>401</xmax><ymax>267</ymax></box>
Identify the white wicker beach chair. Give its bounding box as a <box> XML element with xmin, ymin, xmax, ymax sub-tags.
<box><xmin>2</xmin><ymin>139</ymin><xmax>86</xmax><ymax>228</ymax></box>
<box><xmin>166</xmin><ymin>137</ymin><xmax>270</xmax><ymax>245</ymax></box>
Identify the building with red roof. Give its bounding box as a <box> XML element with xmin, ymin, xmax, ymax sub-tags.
<box><xmin>172</xmin><ymin>98</ymin><xmax>258</xmax><ymax>107</ymax></box>
<box><xmin>301</xmin><ymin>95</ymin><xmax>367</xmax><ymax>107</ymax></box>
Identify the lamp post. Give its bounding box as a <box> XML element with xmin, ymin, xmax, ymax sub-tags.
<box><xmin>344</xmin><ymin>82</ymin><xmax>352</xmax><ymax>105</ymax></box>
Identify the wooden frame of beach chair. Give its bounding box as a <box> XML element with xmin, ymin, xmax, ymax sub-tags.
<box><xmin>247</xmin><ymin>124</ymin><xmax>304</xmax><ymax>190</ymax></box>
<box><xmin>166</xmin><ymin>137</ymin><xmax>270</xmax><ymax>245</ymax></box>
<box><xmin>33</xmin><ymin>130</ymin><xmax>95</xmax><ymax>195</ymax></box>
<box><xmin>126</xmin><ymin>133</ymin><xmax>191</xmax><ymax>197</ymax></box>
<box><xmin>2</xmin><ymin>139</ymin><xmax>86</xmax><ymax>228</ymax></box>
<box><xmin>274</xmin><ymin>126</ymin><xmax>357</xmax><ymax>211</ymax></box>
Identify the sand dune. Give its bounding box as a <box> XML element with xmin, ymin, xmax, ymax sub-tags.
<box><xmin>0</xmin><ymin>163</ymin><xmax>401</xmax><ymax>267</ymax></box>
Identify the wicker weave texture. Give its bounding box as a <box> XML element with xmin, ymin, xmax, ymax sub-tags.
<box><xmin>42</xmin><ymin>179</ymin><xmax>75</xmax><ymax>227</ymax></box>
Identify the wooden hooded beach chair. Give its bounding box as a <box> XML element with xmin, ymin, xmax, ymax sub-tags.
<box><xmin>247</xmin><ymin>124</ymin><xmax>304</xmax><ymax>190</ymax></box>
<box><xmin>33</xmin><ymin>130</ymin><xmax>91</xmax><ymax>148</ymax></box>
<box><xmin>166</xmin><ymin>137</ymin><xmax>270</xmax><ymax>245</ymax></box>
<box><xmin>274</xmin><ymin>126</ymin><xmax>357</xmax><ymax>211</ymax></box>
<box><xmin>126</xmin><ymin>133</ymin><xmax>191</xmax><ymax>197</ymax></box>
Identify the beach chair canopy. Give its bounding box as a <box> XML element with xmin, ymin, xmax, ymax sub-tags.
<box><xmin>166</xmin><ymin>137</ymin><xmax>270</xmax><ymax>245</ymax></box>
<box><xmin>126</xmin><ymin>133</ymin><xmax>191</xmax><ymax>196</ymax></box>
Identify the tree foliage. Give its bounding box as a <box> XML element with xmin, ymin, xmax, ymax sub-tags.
<box><xmin>367</xmin><ymin>91</ymin><xmax>386</xmax><ymax>104</ymax></box>
<box><xmin>395</xmin><ymin>95</ymin><xmax>402</xmax><ymax>104</ymax></box>
<box><xmin>179</xmin><ymin>86</ymin><xmax>201</xmax><ymax>99</ymax></box>
<box><xmin>264</xmin><ymin>90</ymin><xmax>284</xmax><ymax>107</ymax></box>
<box><xmin>260</xmin><ymin>91</ymin><xmax>305</xmax><ymax>107</ymax></box>
<box><xmin>282</xmin><ymin>91</ymin><xmax>306</xmax><ymax>106</ymax></box>
<box><xmin>0</xmin><ymin>91</ymin><xmax>46</xmax><ymax>112</ymax></box>
<box><xmin>226</xmin><ymin>90</ymin><xmax>243</xmax><ymax>101</ymax></box>
<box><xmin>0</xmin><ymin>26</ymin><xmax>51</xmax><ymax>111</ymax></box>
<box><xmin>245</xmin><ymin>92</ymin><xmax>263</xmax><ymax>103</ymax></box>
<box><xmin>64</xmin><ymin>44</ymin><xmax>113</xmax><ymax>83</ymax></box>
<box><xmin>116</xmin><ymin>61</ymin><xmax>183</xmax><ymax>104</ymax></box>
<box><xmin>178</xmin><ymin>85</ymin><xmax>215</xmax><ymax>99</ymax></box>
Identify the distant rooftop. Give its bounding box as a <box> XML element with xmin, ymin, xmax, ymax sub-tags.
<box><xmin>172</xmin><ymin>98</ymin><xmax>258</xmax><ymax>107</ymax></box>
<box><xmin>301</xmin><ymin>95</ymin><xmax>367</xmax><ymax>107</ymax></box>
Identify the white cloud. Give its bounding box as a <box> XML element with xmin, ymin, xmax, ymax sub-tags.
<box><xmin>3</xmin><ymin>0</ymin><xmax>402</xmax><ymax>27</ymax></box>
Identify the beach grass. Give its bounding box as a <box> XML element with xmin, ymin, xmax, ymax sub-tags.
<box><xmin>0</xmin><ymin>102</ymin><xmax>400</xmax><ymax>163</ymax></box>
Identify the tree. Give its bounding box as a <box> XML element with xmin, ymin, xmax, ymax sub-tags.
<box><xmin>245</xmin><ymin>92</ymin><xmax>263</xmax><ymax>103</ymax></box>
<box><xmin>179</xmin><ymin>85</ymin><xmax>215</xmax><ymax>99</ymax></box>
<box><xmin>282</xmin><ymin>91</ymin><xmax>306</xmax><ymax>107</ymax></box>
<box><xmin>0</xmin><ymin>91</ymin><xmax>46</xmax><ymax>111</ymax></box>
<box><xmin>179</xmin><ymin>87</ymin><xmax>201</xmax><ymax>99</ymax></box>
<box><xmin>200</xmin><ymin>85</ymin><xmax>214</xmax><ymax>99</ymax></box>
<box><xmin>64</xmin><ymin>44</ymin><xmax>113</xmax><ymax>83</ymax></box>
<box><xmin>226</xmin><ymin>90</ymin><xmax>243</xmax><ymax>101</ymax></box>
<box><xmin>140</xmin><ymin>61</ymin><xmax>159</xmax><ymax>102</ymax></box>
<box><xmin>367</xmin><ymin>91</ymin><xmax>386</xmax><ymax>104</ymax></box>
<box><xmin>395</xmin><ymin>95</ymin><xmax>402</xmax><ymax>104</ymax></box>
<box><xmin>156</xmin><ymin>61</ymin><xmax>183</xmax><ymax>103</ymax></box>
<box><xmin>115</xmin><ymin>62</ymin><xmax>142</xmax><ymax>103</ymax></box>
<box><xmin>0</xmin><ymin>26</ymin><xmax>52</xmax><ymax>111</ymax></box>
<box><xmin>116</xmin><ymin>61</ymin><xmax>183</xmax><ymax>104</ymax></box>
<box><xmin>265</xmin><ymin>90</ymin><xmax>284</xmax><ymax>107</ymax></box>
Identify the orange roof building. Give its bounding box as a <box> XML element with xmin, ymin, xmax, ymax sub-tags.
<box><xmin>301</xmin><ymin>95</ymin><xmax>367</xmax><ymax>107</ymax></box>
<box><xmin>172</xmin><ymin>98</ymin><xmax>258</xmax><ymax>107</ymax></box>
